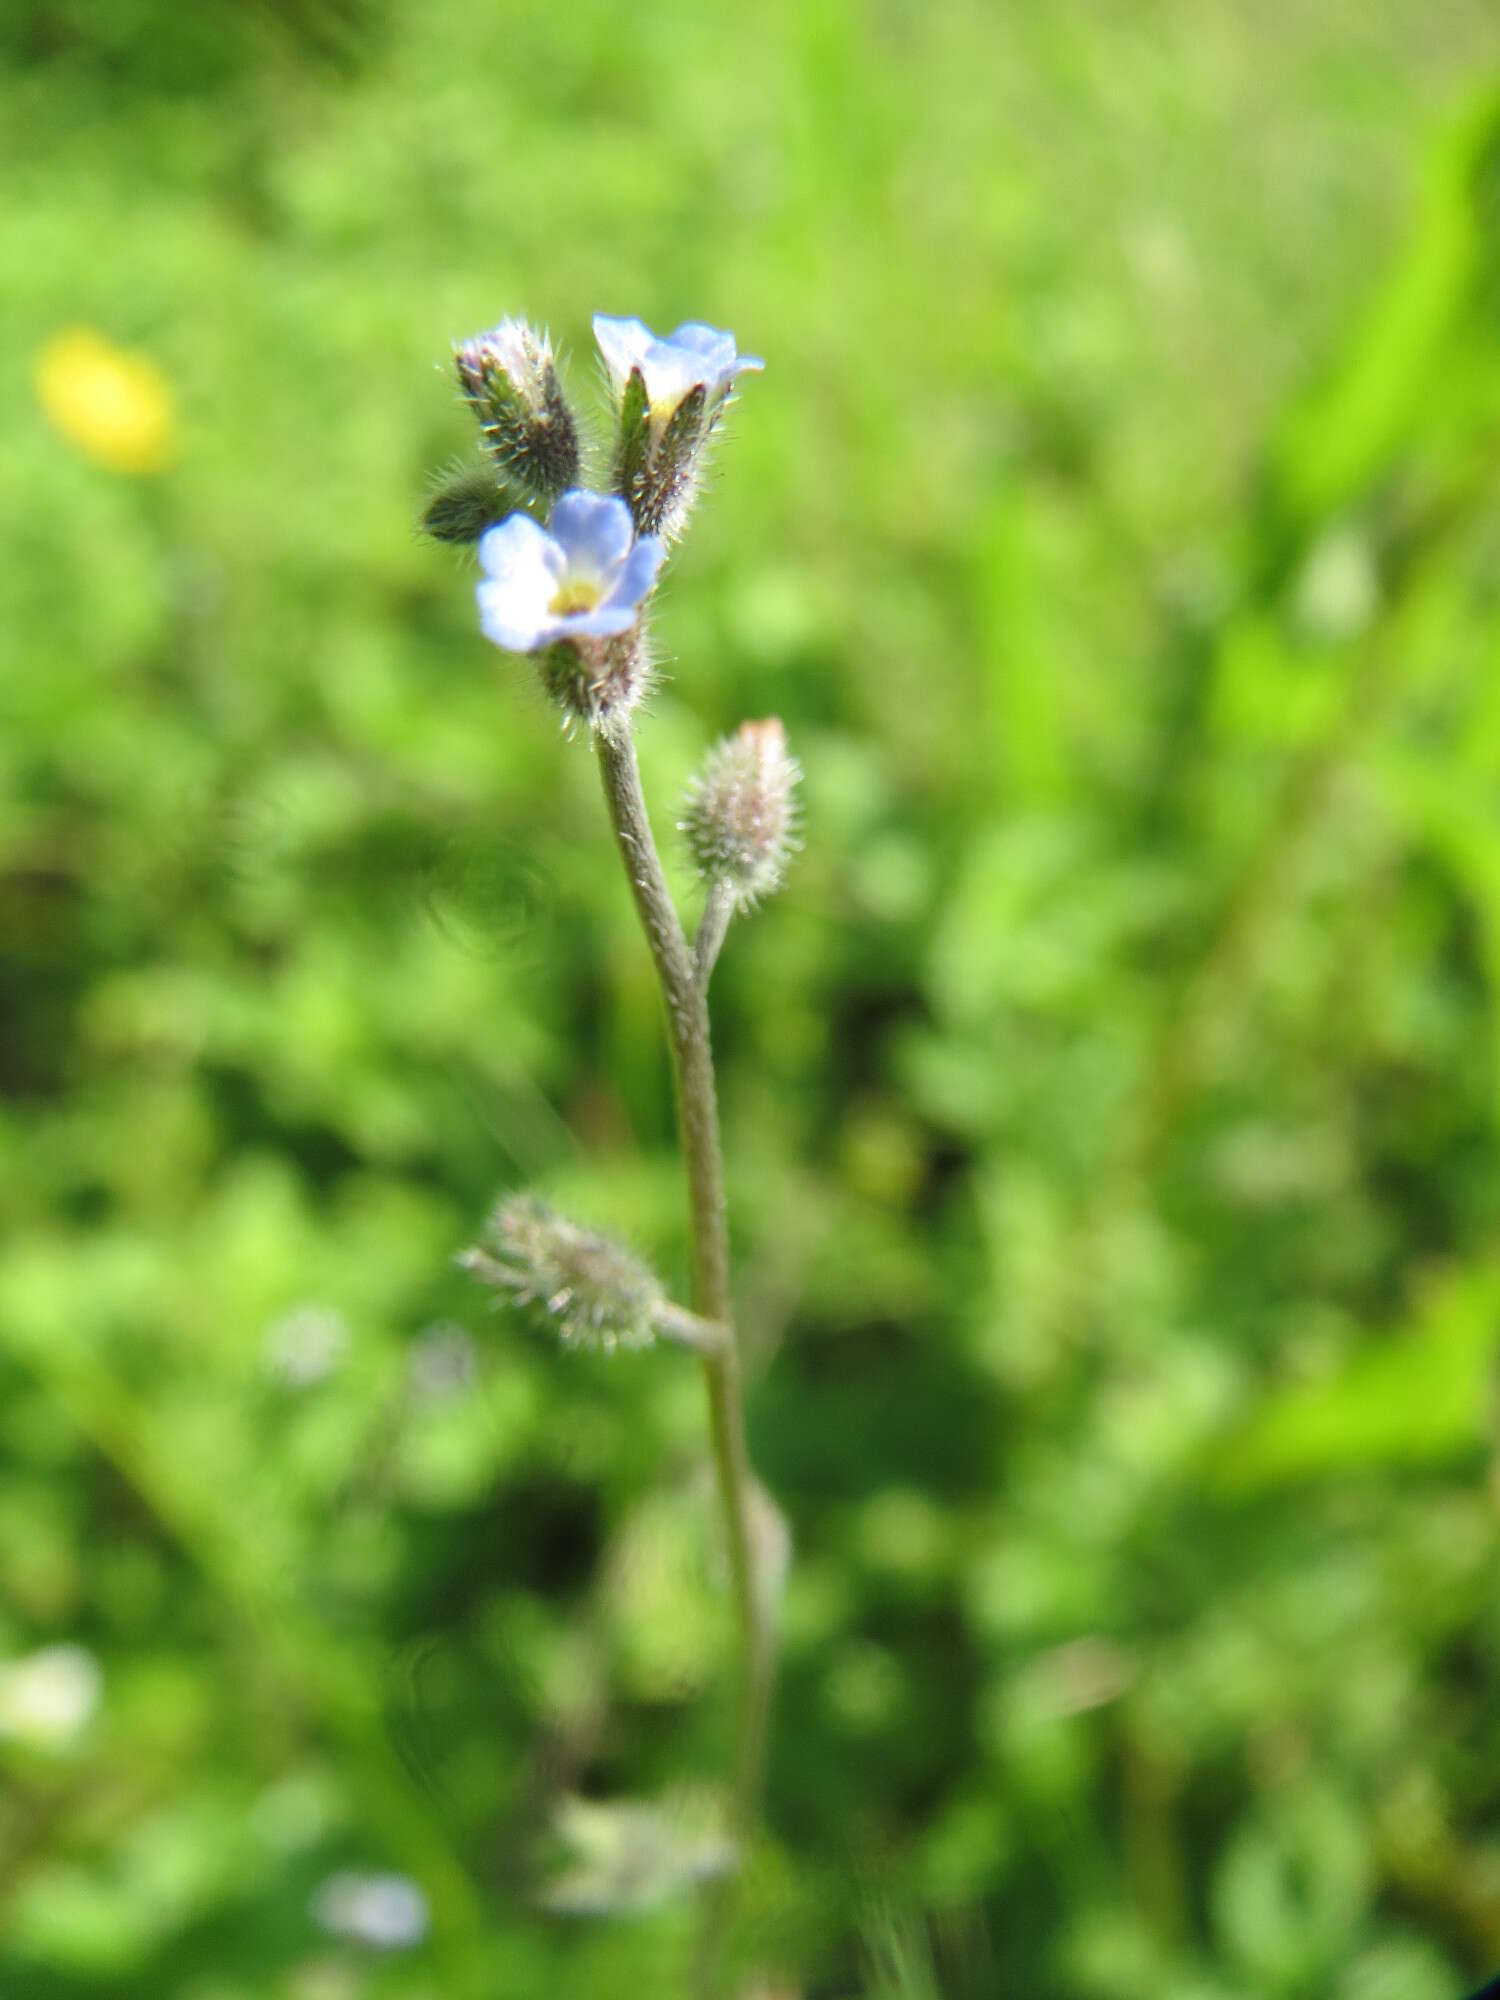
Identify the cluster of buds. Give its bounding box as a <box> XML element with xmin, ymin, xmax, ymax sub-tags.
<box><xmin>681</xmin><ymin>718</ymin><xmax>801</xmax><ymax>910</ymax></box>
<box><xmin>460</xmin><ymin>1195</ymin><xmax>664</xmax><ymax>1353</ymax></box>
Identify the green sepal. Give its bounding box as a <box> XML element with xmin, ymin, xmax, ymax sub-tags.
<box><xmin>615</xmin><ymin>365</ymin><xmax>652</xmax><ymax>522</ymax></box>
<box><xmin>534</xmin><ymin>630</ymin><xmax>649</xmax><ymax>729</ymax></box>
<box><xmin>638</xmin><ymin>383</ymin><xmax>707</xmax><ymax>537</ymax></box>
<box><xmin>659</xmin><ymin>381</ymin><xmax>707</xmax><ymax>461</ymax></box>
<box><xmin>530</xmin><ymin>362</ymin><xmax>582</xmax><ymax>498</ymax></box>
<box><xmin>537</xmin><ymin>639</ymin><xmax>595</xmax><ymax>720</ymax></box>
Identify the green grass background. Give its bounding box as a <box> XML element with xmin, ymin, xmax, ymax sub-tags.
<box><xmin>4</xmin><ymin>1</ymin><xmax>1500</xmax><ymax>1994</ymax></box>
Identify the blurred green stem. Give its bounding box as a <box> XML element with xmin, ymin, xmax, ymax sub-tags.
<box><xmin>593</xmin><ymin>721</ymin><xmax>775</xmax><ymax>1837</ymax></box>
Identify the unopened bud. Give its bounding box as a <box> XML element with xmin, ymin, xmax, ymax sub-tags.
<box><xmin>460</xmin><ymin>1195</ymin><xmax>663</xmax><ymax>1353</ymax></box>
<box><xmin>454</xmin><ymin>319</ymin><xmax>579</xmax><ymax>505</ymax></box>
<box><xmin>419</xmin><ymin>463</ymin><xmax>511</xmax><ymax>544</ymax></box>
<box><xmin>681</xmin><ymin>719</ymin><xmax>800</xmax><ymax>909</ymax></box>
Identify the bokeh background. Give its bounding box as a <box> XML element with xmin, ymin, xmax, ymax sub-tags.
<box><xmin>5</xmin><ymin>1</ymin><xmax>1500</xmax><ymax>1995</ymax></box>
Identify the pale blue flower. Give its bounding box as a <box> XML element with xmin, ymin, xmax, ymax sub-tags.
<box><xmin>312</xmin><ymin>1871</ymin><xmax>429</xmax><ymax>1950</ymax></box>
<box><xmin>476</xmin><ymin>490</ymin><xmax>664</xmax><ymax>655</ymax></box>
<box><xmin>593</xmin><ymin>314</ymin><xmax>763</xmax><ymax>416</ymax></box>
<box><xmin>262</xmin><ymin>1303</ymin><xmax>349</xmax><ymax>1388</ymax></box>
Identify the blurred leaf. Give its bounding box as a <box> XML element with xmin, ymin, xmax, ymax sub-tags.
<box><xmin>1217</xmin><ymin>1264</ymin><xmax>1500</xmax><ymax>1489</ymax></box>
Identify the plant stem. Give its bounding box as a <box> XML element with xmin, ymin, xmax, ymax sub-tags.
<box><xmin>652</xmin><ymin>1299</ymin><xmax>732</xmax><ymax>1356</ymax></box>
<box><xmin>694</xmin><ymin>878</ymin><xmax>736</xmax><ymax>990</ymax></box>
<box><xmin>593</xmin><ymin>719</ymin><xmax>775</xmax><ymax>1831</ymax></box>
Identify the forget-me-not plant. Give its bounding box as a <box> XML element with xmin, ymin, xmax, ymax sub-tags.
<box><xmin>426</xmin><ymin>308</ymin><xmax>796</xmax><ymax>1974</ymax></box>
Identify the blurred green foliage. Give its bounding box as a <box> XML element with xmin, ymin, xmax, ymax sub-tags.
<box><xmin>4</xmin><ymin>2</ymin><xmax>1500</xmax><ymax>1995</ymax></box>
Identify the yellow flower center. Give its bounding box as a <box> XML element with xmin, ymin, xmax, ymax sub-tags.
<box><xmin>549</xmin><ymin>578</ymin><xmax>601</xmax><ymax>616</ymax></box>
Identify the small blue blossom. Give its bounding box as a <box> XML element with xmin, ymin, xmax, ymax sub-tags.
<box><xmin>593</xmin><ymin>315</ymin><xmax>763</xmax><ymax>419</ymax></box>
<box><xmin>476</xmin><ymin>491</ymin><xmax>664</xmax><ymax>656</ymax></box>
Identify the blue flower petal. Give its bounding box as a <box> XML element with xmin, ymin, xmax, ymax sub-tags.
<box><xmin>667</xmin><ymin>323</ymin><xmax>737</xmax><ymax>367</ymax></box>
<box><xmin>477</xmin><ymin>579</ymin><xmax>550</xmax><ymax>654</ymax></box>
<box><xmin>478</xmin><ymin>512</ymin><xmax>564</xmax><ymax>586</ymax></box>
<box><xmin>592</xmin><ymin>315</ymin><xmax>654</xmax><ymax>388</ymax></box>
<box><xmin>639</xmin><ymin>341</ymin><xmax>710</xmax><ymax>409</ymax></box>
<box><xmin>549</xmin><ymin>490</ymin><xmax>635</xmax><ymax>577</ymax></box>
<box><xmin>599</xmin><ymin>534</ymin><xmax>665</xmax><ymax>615</ymax></box>
<box><xmin>667</xmin><ymin>323</ymin><xmax>762</xmax><ymax>386</ymax></box>
<box><xmin>564</xmin><ymin>604</ymin><xmax>640</xmax><ymax>640</ymax></box>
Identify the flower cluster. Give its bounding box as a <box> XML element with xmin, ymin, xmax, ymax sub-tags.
<box><xmin>430</xmin><ymin>311</ymin><xmax>765</xmax><ymax>731</ymax></box>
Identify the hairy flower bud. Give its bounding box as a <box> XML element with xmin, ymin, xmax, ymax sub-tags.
<box><xmin>460</xmin><ymin>1195</ymin><xmax>663</xmax><ymax>1352</ymax></box>
<box><xmin>680</xmin><ymin>718</ymin><xmax>801</xmax><ymax>910</ymax></box>
<box><xmin>419</xmin><ymin>463</ymin><xmax>511</xmax><ymax>544</ymax></box>
<box><xmin>454</xmin><ymin>318</ymin><xmax>579</xmax><ymax>505</ymax></box>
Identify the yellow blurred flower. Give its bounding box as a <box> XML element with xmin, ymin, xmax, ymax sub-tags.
<box><xmin>35</xmin><ymin>326</ymin><xmax>178</xmax><ymax>474</ymax></box>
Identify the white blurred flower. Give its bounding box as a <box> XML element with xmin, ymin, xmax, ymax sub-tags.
<box><xmin>263</xmin><ymin>1304</ymin><xmax>350</xmax><ymax>1387</ymax></box>
<box><xmin>311</xmin><ymin>1870</ymin><xmax>429</xmax><ymax>1950</ymax></box>
<box><xmin>407</xmin><ymin>1322</ymin><xmax>477</xmax><ymax>1401</ymax></box>
<box><xmin>541</xmin><ymin>1791</ymin><xmax>735</xmax><ymax>1914</ymax></box>
<box><xmin>1294</xmin><ymin>525</ymin><xmax>1379</xmax><ymax>644</ymax></box>
<box><xmin>0</xmin><ymin>1644</ymin><xmax>102</xmax><ymax>1748</ymax></box>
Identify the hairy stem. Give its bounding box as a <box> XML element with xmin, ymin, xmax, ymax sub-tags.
<box><xmin>593</xmin><ymin>719</ymin><xmax>775</xmax><ymax>1833</ymax></box>
<box><xmin>694</xmin><ymin>878</ymin><xmax>737</xmax><ymax>990</ymax></box>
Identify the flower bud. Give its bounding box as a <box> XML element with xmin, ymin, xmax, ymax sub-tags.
<box><xmin>680</xmin><ymin>718</ymin><xmax>800</xmax><ymax>910</ymax></box>
<box><xmin>454</xmin><ymin>318</ymin><xmax>579</xmax><ymax>505</ymax></box>
<box><xmin>460</xmin><ymin>1195</ymin><xmax>663</xmax><ymax>1353</ymax></box>
<box><xmin>419</xmin><ymin>463</ymin><xmax>511</xmax><ymax>544</ymax></box>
